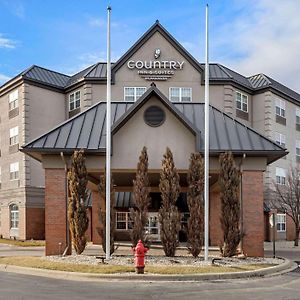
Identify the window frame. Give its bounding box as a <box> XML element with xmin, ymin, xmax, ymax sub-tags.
<box><xmin>275</xmin><ymin>98</ymin><xmax>286</xmax><ymax>118</ymax></box>
<box><xmin>276</xmin><ymin>213</ymin><xmax>286</xmax><ymax>232</ymax></box>
<box><xmin>124</xmin><ymin>87</ymin><xmax>146</xmax><ymax>102</ymax></box>
<box><xmin>9</xmin><ymin>162</ymin><xmax>19</xmax><ymax>181</ymax></box>
<box><xmin>296</xmin><ymin>108</ymin><xmax>300</xmax><ymax>125</ymax></box>
<box><xmin>275</xmin><ymin>132</ymin><xmax>286</xmax><ymax>148</ymax></box>
<box><xmin>276</xmin><ymin>167</ymin><xmax>286</xmax><ymax>185</ymax></box>
<box><xmin>9</xmin><ymin>90</ymin><xmax>19</xmax><ymax>111</ymax></box>
<box><xmin>296</xmin><ymin>140</ymin><xmax>300</xmax><ymax>156</ymax></box>
<box><xmin>69</xmin><ymin>90</ymin><xmax>81</xmax><ymax>112</ymax></box>
<box><xmin>115</xmin><ymin>212</ymin><xmax>132</xmax><ymax>230</ymax></box>
<box><xmin>236</xmin><ymin>91</ymin><xmax>248</xmax><ymax>113</ymax></box>
<box><xmin>10</xmin><ymin>204</ymin><xmax>19</xmax><ymax>229</ymax></box>
<box><xmin>169</xmin><ymin>87</ymin><xmax>192</xmax><ymax>102</ymax></box>
<box><xmin>9</xmin><ymin>126</ymin><xmax>19</xmax><ymax>146</ymax></box>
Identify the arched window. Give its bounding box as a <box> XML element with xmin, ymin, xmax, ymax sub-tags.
<box><xmin>10</xmin><ymin>204</ymin><xmax>19</xmax><ymax>229</ymax></box>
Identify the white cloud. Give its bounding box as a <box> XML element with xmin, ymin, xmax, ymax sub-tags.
<box><xmin>214</xmin><ymin>0</ymin><xmax>300</xmax><ymax>92</ymax></box>
<box><xmin>88</xmin><ymin>17</ymin><xmax>120</xmax><ymax>29</ymax></box>
<box><xmin>0</xmin><ymin>73</ymin><xmax>11</xmax><ymax>84</ymax></box>
<box><xmin>2</xmin><ymin>0</ymin><xmax>25</xmax><ymax>19</ymax></box>
<box><xmin>0</xmin><ymin>34</ymin><xmax>16</xmax><ymax>49</ymax></box>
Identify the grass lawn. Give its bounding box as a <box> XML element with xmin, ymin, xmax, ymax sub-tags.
<box><xmin>0</xmin><ymin>256</ymin><xmax>275</xmax><ymax>275</ymax></box>
<box><xmin>0</xmin><ymin>239</ymin><xmax>45</xmax><ymax>247</ymax></box>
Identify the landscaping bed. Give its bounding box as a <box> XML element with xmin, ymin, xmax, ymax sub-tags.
<box><xmin>0</xmin><ymin>239</ymin><xmax>45</xmax><ymax>247</ymax></box>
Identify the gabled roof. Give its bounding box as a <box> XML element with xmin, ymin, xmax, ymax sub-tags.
<box><xmin>22</xmin><ymin>87</ymin><xmax>287</xmax><ymax>164</ymax></box>
<box><xmin>112</xmin><ymin>20</ymin><xmax>203</xmax><ymax>74</ymax></box>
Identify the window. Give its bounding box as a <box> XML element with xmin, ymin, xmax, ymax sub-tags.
<box><xmin>275</xmin><ymin>132</ymin><xmax>286</xmax><ymax>148</ymax></box>
<box><xmin>9</xmin><ymin>90</ymin><xmax>18</xmax><ymax>111</ymax></box>
<box><xmin>275</xmin><ymin>98</ymin><xmax>285</xmax><ymax>118</ymax></box>
<box><xmin>297</xmin><ymin>140</ymin><xmax>300</xmax><ymax>156</ymax></box>
<box><xmin>10</xmin><ymin>204</ymin><xmax>19</xmax><ymax>229</ymax></box>
<box><xmin>9</xmin><ymin>126</ymin><xmax>19</xmax><ymax>146</ymax></box>
<box><xmin>276</xmin><ymin>213</ymin><xmax>286</xmax><ymax>232</ymax></box>
<box><xmin>10</xmin><ymin>162</ymin><xmax>19</xmax><ymax>180</ymax></box>
<box><xmin>169</xmin><ymin>87</ymin><xmax>192</xmax><ymax>102</ymax></box>
<box><xmin>276</xmin><ymin>167</ymin><xmax>286</xmax><ymax>185</ymax></box>
<box><xmin>69</xmin><ymin>91</ymin><xmax>80</xmax><ymax>111</ymax></box>
<box><xmin>236</xmin><ymin>91</ymin><xmax>248</xmax><ymax>112</ymax></box>
<box><xmin>296</xmin><ymin>108</ymin><xmax>300</xmax><ymax>125</ymax></box>
<box><xmin>116</xmin><ymin>212</ymin><xmax>132</xmax><ymax>230</ymax></box>
<box><xmin>124</xmin><ymin>87</ymin><xmax>146</xmax><ymax>102</ymax></box>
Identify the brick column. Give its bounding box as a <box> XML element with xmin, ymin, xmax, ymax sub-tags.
<box><xmin>209</xmin><ymin>188</ymin><xmax>223</xmax><ymax>246</ymax></box>
<box><xmin>92</xmin><ymin>191</ymin><xmax>102</xmax><ymax>245</ymax></box>
<box><xmin>45</xmin><ymin>168</ymin><xmax>70</xmax><ymax>255</ymax></box>
<box><xmin>242</xmin><ymin>171</ymin><xmax>264</xmax><ymax>257</ymax></box>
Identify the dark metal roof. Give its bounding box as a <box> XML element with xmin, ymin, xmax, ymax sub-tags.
<box><xmin>85</xmin><ymin>192</ymin><xmax>134</xmax><ymax>208</ymax></box>
<box><xmin>248</xmin><ymin>73</ymin><xmax>300</xmax><ymax>103</ymax></box>
<box><xmin>22</xmin><ymin>87</ymin><xmax>287</xmax><ymax>164</ymax></box>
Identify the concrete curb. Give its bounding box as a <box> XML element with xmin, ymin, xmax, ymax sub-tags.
<box><xmin>0</xmin><ymin>258</ymin><xmax>297</xmax><ymax>282</ymax></box>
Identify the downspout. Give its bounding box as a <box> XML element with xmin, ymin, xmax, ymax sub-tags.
<box><xmin>60</xmin><ymin>152</ymin><xmax>70</xmax><ymax>256</ymax></box>
<box><xmin>239</xmin><ymin>153</ymin><xmax>246</xmax><ymax>254</ymax></box>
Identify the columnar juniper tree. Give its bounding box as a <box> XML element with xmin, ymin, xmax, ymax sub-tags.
<box><xmin>158</xmin><ymin>147</ymin><xmax>181</xmax><ymax>257</ymax></box>
<box><xmin>98</xmin><ymin>171</ymin><xmax>116</xmax><ymax>255</ymax></box>
<box><xmin>130</xmin><ymin>146</ymin><xmax>151</xmax><ymax>247</ymax></box>
<box><xmin>219</xmin><ymin>152</ymin><xmax>241</xmax><ymax>257</ymax></box>
<box><xmin>187</xmin><ymin>153</ymin><xmax>204</xmax><ymax>258</ymax></box>
<box><xmin>68</xmin><ymin>150</ymin><xmax>89</xmax><ymax>255</ymax></box>
<box><xmin>272</xmin><ymin>166</ymin><xmax>300</xmax><ymax>246</ymax></box>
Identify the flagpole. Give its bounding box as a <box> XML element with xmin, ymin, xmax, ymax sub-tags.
<box><xmin>204</xmin><ymin>3</ymin><xmax>210</xmax><ymax>262</ymax></box>
<box><xmin>105</xmin><ymin>5</ymin><xmax>112</xmax><ymax>260</ymax></box>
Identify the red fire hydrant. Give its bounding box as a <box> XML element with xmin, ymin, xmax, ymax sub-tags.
<box><xmin>133</xmin><ymin>240</ymin><xmax>148</xmax><ymax>274</ymax></box>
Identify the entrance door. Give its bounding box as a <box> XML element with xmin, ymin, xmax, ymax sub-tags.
<box><xmin>145</xmin><ymin>213</ymin><xmax>160</xmax><ymax>241</ymax></box>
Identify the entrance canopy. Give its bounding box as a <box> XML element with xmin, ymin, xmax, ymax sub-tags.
<box><xmin>22</xmin><ymin>86</ymin><xmax>287</xmax><ymax>166</ymax></box>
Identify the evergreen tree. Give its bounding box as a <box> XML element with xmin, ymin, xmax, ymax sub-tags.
<box><xmin>130</xmin><ymin>146</ymin><xmax>151</xmax><ymax>247</ymax></box>
<box><xmin>158</xmin><ymin>147</ymin><xmax>181</xmax><ymax>257</ymax></box>
<box><xmin>219</xmin><ymin>152</ymin><xmax>241</xmax><ymax>257</ymax></box>
<box><xmin>187</xmin><ymin>153</ymin><xmax>204</xmax><ymax>258</ymax></box>
<box><xmin>68</xmin><ymin>150</ymin><xmax>89</xmax><ymax>255</ymax></box>
<box><xmin>98</xmin><ymin>171</ymin><xmax>116</xmax><ymax>255</ymax></box>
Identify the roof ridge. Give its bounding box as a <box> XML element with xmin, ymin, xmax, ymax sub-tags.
<box><xmin>216</xmin><ymin>64</ymin><xmax>233</xmax><ymax>79</ymax></box>
<box><xmin>83</xmin><ymin>63</ymin><xmax>99</xmax><ymax>78</ymax></box>
<box><xmin>248</xmin><ymin>73</ymin><xmax>271</xmax><ymax>85</ymax></box>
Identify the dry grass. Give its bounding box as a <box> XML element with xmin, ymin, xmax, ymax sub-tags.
<box><xmin>0</xmin><ymin>257</ymin><xmax>275</xmax><ymax>275</ymax></box>
<box><xmin>0</xmin><ymin>239</ymin><xmax>45</xmax><ymax>247</ymax></box>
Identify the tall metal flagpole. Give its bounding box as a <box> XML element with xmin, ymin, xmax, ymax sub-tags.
<box><xmin>204</xmin><ymin>4</ymin><xmax>210</xmax><ymax>262</ymax></box>
<box><xmin>105</xmin><ymin>6</ymin><xmax>112</xmax><ymax>260</ymax></box>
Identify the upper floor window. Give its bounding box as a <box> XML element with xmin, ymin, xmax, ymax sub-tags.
<box><xmin>296</xmin><ymin>108</ymin><xmax>300</xmax><ymax>125</ymax></box>
<box><xmin>236</xmin><ymin>91</ymin><xmax>248</xmax><ymax>112</ymax></box>
<box><xmin>9</xmin><ymin>90</ymin><xmax>19</xmax><ymax>111</ymax></box>
<box><xmin>276</xmin><ymin>167</ymin><xmax>286</xmax><ymax>185</ymax></box>
<box><xmin>9</xmin><ymin>126</ymin><xmax>19</xmax><ymax>146</ymax></box>
<box><xmin>296</xmin><ymin>140</ymin><xmax>300</xmax><ymax>156</ymax></box>
<box><xmin>10</xmin><ymin>204</ymin><xmax>19</xmax><ymax>229</ymax></box>
<box><xmin>276</xmin><ymin>213</ymin><xmax>286</xmax><ymax>232</ymax></box>
<box><xmin>275</xmin><ymin>98</ymin><xmax>285</xmax><ymax>118</ymax></box>
<box><xmin>10</xmin><ymin>162</ymin><xmax>19</xmax><ymax>181</ymax></box>
<box><xmin>275</xmin><ymin>132</ymin><xmax>286</xmax><ymax>148</ymax></box>
<box><xmin>124</xmin><ymin>87</ymin><xmax>146</xmax><ymax>102</ymax></box>
<box><xmin>169</xmin><ymin>87</ymin><xmax>192</xmax><ymax>102</ymax></box>
<box><xmin>69</xmin><ymin>91</ymin><xmax>80</xmax><ymax>111</ymax></box>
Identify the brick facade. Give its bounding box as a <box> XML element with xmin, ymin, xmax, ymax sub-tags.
<box><xmin>242</xmin><ymin>171</ymin><xmax>264</xmax><ymax>257</ymax></box>
<box><xmin>45</xmin><ymin>168</ymin><xmax>70</xmax><ymax>255</ymax></box>
<box><xmin>26</xmin><ymin>207</ymin><xmax>45</xmax><ymax>240</ymax></box>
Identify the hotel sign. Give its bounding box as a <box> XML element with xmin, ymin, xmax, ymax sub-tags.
<box><xmin>127</xmin><ymin>49</ymin><xmax>185</xmax><ymax>81</ymax></box>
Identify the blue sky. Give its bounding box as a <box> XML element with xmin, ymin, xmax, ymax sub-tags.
<box><xmin>1</xmin><ymin>0</ymin><xmax>300</xmax><ymax>92</ymax></box>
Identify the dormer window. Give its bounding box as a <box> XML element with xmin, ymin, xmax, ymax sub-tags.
<box><xmin>69</xmin><ymin>91</ymin><xmax>80</xmax><ymax>111</ymax></box>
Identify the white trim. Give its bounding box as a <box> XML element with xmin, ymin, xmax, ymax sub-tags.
<box><xmin>68</xmin><ymin>90</ymin><xmax>81</xmax><ymax>111</ymax></box>
<box><xmin>276</xmin><ymin>213</ymin><xmax>286</xmax><ymax>232</ymax></box>
<box><xmin>123</xmin><ymin>87</ymin><xmax>146</xmax><ymax>102</ymax></box>
<box><xmin>235</xmin><ymin>90</ymin><xmax>248</xmax><ymax>113</ymax></box>
<box><xmin>169</xmin><ymin>87</ymin><xmax>192</xmax><ymax>102</ymax></box>
<box><xmin>275</xmin><ymin>98</ymin><xmax>286</xmax><ymax>118</ymax></box>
